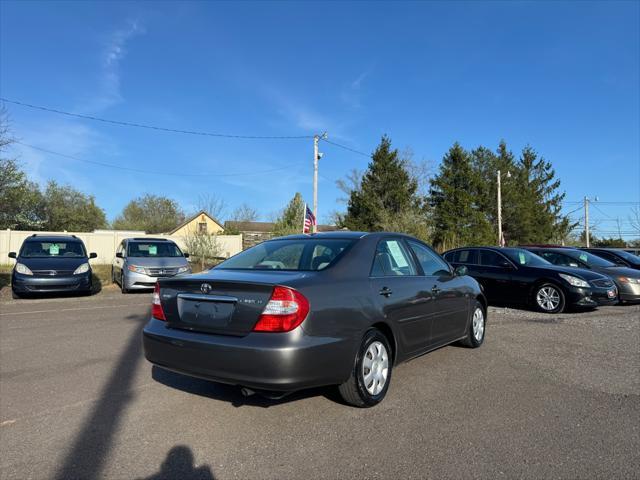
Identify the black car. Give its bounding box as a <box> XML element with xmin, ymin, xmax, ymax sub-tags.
<box><xmin>144</xmin><ymin>232</ymin><xmax>486</xmax><ymax>407</ymax></box>
<box><xmin>9</xmin><ymin>234</ymin><xmax>97</xmax><ymax>298</ymax></box>
<box><xmin>522</xmin><ymin>247</ymin><xmax>640</xmax><ymax>304</ymax></box>
<box><xmin>443</xmin><ymin>247</ymin><xmax>618</xmax><ymax>313</ymax></box>
<box><xmin>581</xmin><ymin>248</ymin><xmax>640</xmax><ymax>271</ymax></box>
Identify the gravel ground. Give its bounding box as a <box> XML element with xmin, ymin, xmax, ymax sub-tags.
<box><xmin>1</xmin><ymin>290</ymin><xmax>638</xmax><ymax>479</ymax></box>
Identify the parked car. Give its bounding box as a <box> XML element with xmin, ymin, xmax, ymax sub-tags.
<box><xmin>112</xmin><ymin>238</ymin><xmax>191</xmax><ymax>293</ymax></box>
<box><xmin>143</xmin><ymin>232</ymin><xmax>486</xmax><ymax>407</ymax></box>
<box><xmin>522</xmin><ymin>247</ymin><xmax>640</xmax><ymax>304</ymax></box>
<box><xmin>9</xmin><ymin>234</ymin><xmax>97</xmax><ymax>298</ymax></box>
<box><xmin>581</xmin><ymin>248</ymin><xmax>640</xmax><ymax>270</ymax></box>
<box><xmin>443</xmin><ymin>247</ymin><xmax>618</xmax><ymax>313</ymax></box>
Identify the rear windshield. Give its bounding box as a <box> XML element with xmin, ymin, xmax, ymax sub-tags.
<box><xmin>127</xmin><ymin>242</ymin><xmax>183</xmax><ymax>258</ymax></box>
<box><xmin>217</xmin><ymin>238</ymin><xmax>354</xmax><ymax>271</ymax></box>
<box><xmin>503</xmin><ymin>248</ymin><xmax>551</xmax><ymax>267</ymax></box>
<box><xmin>20</xmin><ymin>240</ymin><xmax>86</xmax><ymax>258</ymax></box>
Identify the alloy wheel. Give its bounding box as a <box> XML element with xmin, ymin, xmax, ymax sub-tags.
<box><xmin>536</xmin><ymin>286</ymin><xmax>560</xmax><ymax>311</ymax></box>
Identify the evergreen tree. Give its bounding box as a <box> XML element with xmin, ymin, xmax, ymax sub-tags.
<box><xmin>514</xmin><ymin>146</ymin><xmax>571</xmax><ymax>243</ymax></box>
<box><xmin>429</xmin><ymin>143</ymin><xmax>493</xmax><ymax>250</ymax></box>
<box><xmin>341</xmin><ymin>135</ymin><xmax>423</xmax><ymax>232</ymax></box>
<box><xmin>273</xmin><ymin>192</ymin><xmax>305</xmax><ymax>236</ymax></box>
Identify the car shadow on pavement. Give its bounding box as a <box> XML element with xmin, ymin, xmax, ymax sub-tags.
<box><xmin>151</xmin><ymin>365</ymin><xmax>343</xmax><ymax>408</ymax></box>
<box><xmin>136</xmin><ymin>445</ymin><xmax>215</xmax><ymax>480</ymax></box>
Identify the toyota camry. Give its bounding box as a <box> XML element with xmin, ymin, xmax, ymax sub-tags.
<box><xmin>143</xmin><ymin>232</ymin><xmax>486</xmax><ymax>407</ymax></box>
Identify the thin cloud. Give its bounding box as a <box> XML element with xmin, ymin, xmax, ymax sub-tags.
<box><xmin>84</xmin><ymin>19</ymin><xmax>145</xmax><ymax>113</ymax></box>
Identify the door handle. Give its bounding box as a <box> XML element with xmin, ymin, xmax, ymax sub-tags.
<box><xmin>379</xmin><ymin>287</ymin><xmax>393</xmax><ymax>297</ymax></box>
<box><xmin>431</xmin><ymin>285</ymin><xmax>441</xmax><ymax>295</ymax></box>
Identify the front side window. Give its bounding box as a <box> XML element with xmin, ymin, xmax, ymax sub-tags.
<box><xmin>217</xmin><ymin>238</ymin><xmax>354</xmax><ymax>271</ymax></box>
<box><xmin>127</xmin><ymin>242</ymin><xmax>183</xmax><ymax>258</ymax></box>
<box><xmin>20</xmin><ymin>241</ymin><xmax>86</xmax><ymax>258</ymax></box>
<box><xmin>371</xmin><ymin>239</ymin><xmax>417</xmax><ymax>277</ymax></box>
<box><xmin>407</xmin><ymin>241</ymin><xmax>450</xmax><ymax>276</ymax></box>
<box><xmin>479</xmin><ymin>250</ymin><xmax>507</xmax><ymax>267</ymax></box>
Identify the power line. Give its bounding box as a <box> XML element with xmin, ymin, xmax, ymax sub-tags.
<box><xmin>15</xmin><ymin>141</ymin><xmax>303</xmax><ymax>178</ymax></box>
<box><xmin>320</xmin><ymin>138</ymin><xmax>370</xmax><ymax>157</ymax></box>
<box><xmin>1</xmin><ymin>98</ymin><xmax>313</xmax><ymax>140</ymax></box>
<box><xmin>565</xmin><ymin>201</ymin><xmax>639</xmax><ymax>205</ymax></box>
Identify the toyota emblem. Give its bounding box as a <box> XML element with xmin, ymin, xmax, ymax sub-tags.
<box><xmin>200</xmin><ymin>283</ymin><xmax>212</xmax><ymax>294</ymax></box>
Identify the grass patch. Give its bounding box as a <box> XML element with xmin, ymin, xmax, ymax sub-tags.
<box><xmin>91</xmin><ymin>264</ymin><xmax>113</xmax><ymax>286</ymax></box>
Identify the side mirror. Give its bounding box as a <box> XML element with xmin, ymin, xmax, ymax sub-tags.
<box><xmin>89</xmin><ymin>252</ymin><xmax>97</xmax><ymax>259</ymax></box>
<box><xmin>8</xmin><ymin>252</ymin><xmax>16</xmax><ymax>259</ymax></box>
<box><xmin>115</xmin><ymin>252</ymin><xmax>123</xmax><ymax>258</ymax></box>
<box><xmin>183</xmin><ymin>252</ymin><xmax>190</xmax><ymax>258</ymax></box>
<box><xmin>568</xmin><ymin>262</ymin><xmax>579</xmax><ymax>268</ymax></box>
<box><xmin>499</xmin><ymin>260</ymin><xmax>513</xmax><ymax>269</ymax></box>
<box><xmin>454</xmin><ymin>265</ymin><xmax>468</xmax><ymax>277</ymax></box>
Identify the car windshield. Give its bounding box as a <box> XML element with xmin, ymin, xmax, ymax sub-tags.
<box><xmin>563</xmin><ymin>250</ymin><xmax>615</xmax><ymax>267</ymax></box>
<box><xmin>127</xmin><ymin>242</ymin><xmax>183</xmax><ymax>257</ymax></box>
<box><xmin>614</xmin><ymin>250</ymin><xmax>640</xmax><ymax>265</ymax></box>
<box><xmin>217</xmin><ymin>238</ymin><xmax>354</xmax><ymax>271</ymax></box>
<box><xmin>503</xmin><ymin>248</ymin><xmax>551</xmax><ymax>267</ymax></box>
<box><xmin>20</xmin><ymin>240</ymin><xmax>86</xmax><ymax>258</ymax></box>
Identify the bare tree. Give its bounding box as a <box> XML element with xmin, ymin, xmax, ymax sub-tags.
<box><xmin>630</xmin><ymin>207</ymin><xmax>640</xmax><ymax>235</ymax></box>
<box><xmin>196</xmin><ymin>193</ymin><xmax>227</xmax><ymax>222</ymax></box>
<box><xmin>335</xmin><ymin>168</ymin><xmax>363</xmax><ymax>204</ymax></box>
<box><xmin>231</xmin><ymin>203</ymin><xmax>259</xmax><ymax>222</ymax></box>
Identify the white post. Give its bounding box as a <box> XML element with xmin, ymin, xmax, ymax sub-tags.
<box><xmin>584</xmin><ymin>196</ymin><xmax>590</xmax><ymax>247</ymax></box>
<box><xmin>302</xmin><ymin>203</ymin><xmax>307</xmax><ymax>233</ymax></box>
<box><xmin>497</xmin><ymin>170</ymin><xmax>502</xmax><ymax>246</ymax></box>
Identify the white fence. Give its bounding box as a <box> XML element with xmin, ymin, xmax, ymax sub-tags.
<box><xmin>0</xmin><ymin>229</ymin><xmax>243</xmax><ymax>265</ymax></box>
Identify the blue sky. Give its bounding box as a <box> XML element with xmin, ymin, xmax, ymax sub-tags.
<box><xmin>1</xmin><ymin>1</ymin><xmax>639</xmax><ymax>236</ymax></box>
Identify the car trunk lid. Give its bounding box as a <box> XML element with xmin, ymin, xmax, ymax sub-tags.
<box><xmin>158</xmin><ymin>270</ymin><xmax>310</xmax><ymax>336</ymax></box>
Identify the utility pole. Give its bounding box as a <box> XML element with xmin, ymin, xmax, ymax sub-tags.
<box><xmin>497</xmin><ymin>170</ymin><xmax>503</xmax><ymax>247</ymax></box>
<box><xmin>497</xmin><ymin>170</ymin><xmax>510</xmax><ymax>246</ymax></box>
<box><xmin>584</xmin><ymin>196</ymin><xmax>590</xmax><ymax>247</ymax></box>
<box><xmin>312</xmin><ymin>132</ymin><xmax>327</xmax><ymax>233</ymax></box>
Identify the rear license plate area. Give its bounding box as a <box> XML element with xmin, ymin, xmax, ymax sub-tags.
<box><xmin>177</xmin><ymin>297</ymin><xmax>235</xmax><ymax>329</ymax></box>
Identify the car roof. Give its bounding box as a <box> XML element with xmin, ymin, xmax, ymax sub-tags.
<box><xmin>25</xmin><ymin>235</ymin><xmax>83</xmax><ymax>243</ymax></box>
<box><xmin>125</xmin><ymin>237</ymin><xmax>174</xmax><ymax>242</ymax></box>
<box><xmin>274</xmin><ymin>231</ymin><xmax>378</xmax><ymax>240</ymax></box>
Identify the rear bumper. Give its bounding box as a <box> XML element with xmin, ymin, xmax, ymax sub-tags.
<box><xmin>11</xmin><ymin>272</ymin><xmax>91</xmax><ymax>293</ymax></box>
<box><xmin>143</xmin><ymin>318</ymin><xmax>354</xmax><ymax>392</ymax></box>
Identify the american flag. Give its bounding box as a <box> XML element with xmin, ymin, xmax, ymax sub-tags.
<box><xmin>303</xmin><ymin>205</ymin><xmax>316</xmax><ymax>233</ymax></box>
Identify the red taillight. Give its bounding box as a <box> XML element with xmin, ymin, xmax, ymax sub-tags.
<box><xmin>253</xmin><ymin>286</ymin><xmax>309</xmax><ymax>332</ymax></box>
<box><xmin>152</xmin><ymin>282</ymin><xmax>166</xmax><ymax>321</ymax></box>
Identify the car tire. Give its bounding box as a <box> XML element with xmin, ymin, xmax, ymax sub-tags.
<box><xmin>120</xmin><ymin>272</ymin><xmax>128</xmax><ymax>294</ymax></box>
<box><xmin>338</xmin><ymin>329</ymin><xmax>393</xmax><ymax>408</ymax></box>
<box><xmin>459</xmin><ymin>300</ymin><xmax>486</xmax><ymax>348</ymax></box>
<box><xmin>533</xmin><ymin>283</ymin><xmax>565</xmax><ymax>314</ymax></box>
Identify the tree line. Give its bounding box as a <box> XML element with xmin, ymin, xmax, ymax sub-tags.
<box><xmin>336</xmin><ymin>135</ymin><xmax>575</xmax><ymax>250</ymax></box>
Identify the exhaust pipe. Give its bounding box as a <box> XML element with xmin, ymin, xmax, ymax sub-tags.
<box><xmin>240</xmin><ymin>387</ymin><xmax>255</xmax><ymax>397</ymax></box>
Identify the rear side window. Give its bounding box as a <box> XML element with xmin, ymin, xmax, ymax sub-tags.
<box><xmin>371</xmin><ymin>239</ymin><xmax>417</xmax><ymax>277</ymax></box>
<box><xmin>448</xmin><ymin>249</ymin><xmax>477</xmax><ymax>264</ymax></box>
<box><xmin>479</xmin><ymin>250</ymin><xmax>506</xmax><ymax>266</ymax></box>
<box><xmin>407</xmin><ymin>241</ymin><xmax>450</xmax><ymax>276</ymax></box>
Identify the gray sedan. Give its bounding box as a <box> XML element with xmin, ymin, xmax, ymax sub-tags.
<box><xmin>143</xmin><ymin>232</ymin><xmax>486</xmax><ymax>407</ymax></box>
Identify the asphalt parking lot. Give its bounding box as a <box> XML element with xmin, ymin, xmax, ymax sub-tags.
<box><xmin>1</xmin><ymin>289</ymin><xmax>638</xmax><ymax>480</ymax></box>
